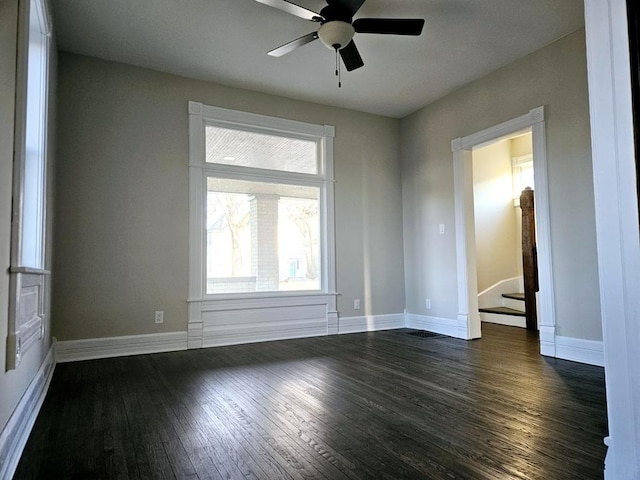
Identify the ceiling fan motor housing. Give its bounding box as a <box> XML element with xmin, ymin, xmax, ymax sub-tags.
<box><xmin>318</xmin><ymin>21</ymin><xmax>355</xmax><ymax>50</ymax></box>
<box><xmin>320</xmin><ymin>4</ymin><xmax>353</xmax><ymax>22</ymax></box>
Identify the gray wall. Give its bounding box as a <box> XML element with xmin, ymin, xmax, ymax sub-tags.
<box><xmin>401</xmin><ymin>29</ymin><xmax>602</xmax><ymax>340</ymax></box>
<box><xmin>53</xmin><ymin>53</ymin><xmax>405</xmax><ymax>341</ymax></box>
<box><xmin>0</xmin><ymin>0</ymin><xmax>56</xmax><ymax>432</ymax></box>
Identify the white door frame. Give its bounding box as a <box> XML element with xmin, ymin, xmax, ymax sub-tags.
<box><xmin>451</xmin><ymin>107</ymin><xmax>556</xmax><ymax>354</ymax></box>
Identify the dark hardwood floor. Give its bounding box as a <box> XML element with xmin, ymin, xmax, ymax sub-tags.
<box><xmin>14</xmin><ymin>324</ymin><xmax>607</xmax><ymax>479</ymax></box>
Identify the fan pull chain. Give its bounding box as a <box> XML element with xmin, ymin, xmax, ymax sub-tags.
<box><xmin>335</xmin><ymin>47</ymin><xmax>341</xmax><ymax>88</ymax></box>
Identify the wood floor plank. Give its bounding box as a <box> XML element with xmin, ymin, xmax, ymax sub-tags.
<box><xmin>240</xmin><ymin>341</ymin><xmax>515</xmax><ymax>479</ymax></box>
<box><xmin>205</xmin><ymin>363</ymin><xmax>403</xmax><ymax>480</ymax></box>
<box><xmin>222</xmin><ymin>345</ymin><xmax>470</xmax><ymax>478</ymax></box>
<box><xmin>200</xmin><ymin>353</ymin><xmax>390</xmax><ymax>480</ymax></box>
<box><xmin>211</xmin><ymin>344</ymin><xmax>424</xmax><ymax>478</ymax></box>
<box><xmin>296</xmin><ymin>339</ymin><xmax>601</xmax><ymax>471</ymax></box>
<box><xmin>14</xmin><ymin>324</ymin><xmax>606</xmax><ymax>479</ymax></box>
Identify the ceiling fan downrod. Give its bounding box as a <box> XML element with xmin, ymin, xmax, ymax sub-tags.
<box><xmin>335</xmin><ymin>47</ymin><xmax>342</xmax><ymax>88</ymax></box>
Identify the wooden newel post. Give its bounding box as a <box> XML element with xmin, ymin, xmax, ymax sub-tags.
<box><xmin>520</xmin><ymin>187</ymin><xmax>539</xmax><ymax>331</ymax></box>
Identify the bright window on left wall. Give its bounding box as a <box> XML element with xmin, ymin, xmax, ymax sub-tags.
<box><xmin>16</xmin><ymin>0</ymin><xmax>51</xmax><ymax>269</ymax></box>
<box><xmin>6</xmin><ymin>0</ymin><xmax>51</xmax><ymax>371</ymax></box>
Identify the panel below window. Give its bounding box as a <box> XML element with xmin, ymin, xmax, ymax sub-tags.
<box><xmin>206</xmin><ymin>177</ymin><xmax>321</xmax><ymax>294</ymax></box>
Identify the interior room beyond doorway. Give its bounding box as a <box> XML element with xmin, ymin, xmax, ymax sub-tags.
<box><xmin>472</xmin><ymin>131</ymin><xmax>535</xmax><ymax>331</ymax></box>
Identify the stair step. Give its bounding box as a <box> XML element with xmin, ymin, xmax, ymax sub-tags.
<box><xmin>479</xmin><ymin>306</ymin><xmax>526</xmax><ymax>317</ymax></box>
<box><xmin>502</xmin><ymin>292</ymin><xmax>525</xmax><ymax>301</ymax></box>
<box><xmin>503</xmin><ymin>295</ymin><xmax>525</xmax><ymax>311</ymax></box>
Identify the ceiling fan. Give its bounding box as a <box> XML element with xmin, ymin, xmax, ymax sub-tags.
<box><xmin>256</xmin><ymin>0</ymin><xmax>425</xmax><ymax>75</ymax></box>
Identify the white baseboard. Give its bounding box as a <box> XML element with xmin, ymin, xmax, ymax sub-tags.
<box><xmin>480</xmin><ymin>312</ymin><xmax>526</xmax><ymax>328</ymax></box>
<box><xmin>56</xmin><ymin>331</ymin><xmax>188</xmax><ymax>363</ymax></box>
<box><xmin>539</xmin><ymin>325</ymin><xmax>556</xmax><ymax>357</ymax></box>
<box><xmin>338</xmin><ymin>313</ymin><xmax>405</xmax><ymax>334</ymax></box>
<box><xmin>0</xmin><ymin>345</ymin><xmax>55</xmax><ymax>480</ymax></box>
<box><xmin>555</xmin><ymin>335</ymin><xmax>604</xmax><ymax>367</ymax></box>
<box><xmin>406</xmin><ymin>313</ymin><xmax>459</xmax><ymax>337</ymax></box>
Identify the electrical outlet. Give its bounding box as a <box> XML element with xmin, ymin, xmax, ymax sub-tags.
<box><xmin>154</xmin><ymin>310</ymin><xmax>164</xmax><ymax>324</ymax></box>
<box><xmin>354</xmin><ymin>299</ymin><xmax>360</xmax><ymax>310</ymax></box>
<box><xmin>425</xmin><ymin>299</ymin><xmax>431</xmax><ymax>310</ymax></box>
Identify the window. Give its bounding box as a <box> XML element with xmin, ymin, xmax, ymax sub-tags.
<box><xmin>16</xmin><ymin>0</ymin><xmax>51</xmax><ymax>269</ymax></box>
<box><xmin>206</xmin><ymin>178</ymin><xmax>320</xmax><ymax>293</ymax></box>
<box><xmin>188</xmin><ymin>102</ymin><xmax>336</xmax><ymax>299</ymax></box>
<box><xmin>512</xmin><ymin>154</ymin><xmax>534</xmax><ymax>206</ymax></box>
<box><xmin>7</xmin><ymin>0</ymin><xmax>51</xmax><ymax>370</ymax></box>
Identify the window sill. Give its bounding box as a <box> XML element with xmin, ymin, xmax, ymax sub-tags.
<box><xmin>188</xmin><ymin>290</ymin><xmax>338</xmax><ymax>303</ymax></box>
<box><xmin>10</xmin><ymin>266</ymin><xmax>51</xmax><ymax>275</ymax></box>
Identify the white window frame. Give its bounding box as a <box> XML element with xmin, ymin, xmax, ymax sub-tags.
<box><xmin>187</xmin><ymin>102</ymin><xmax>338</xmax><ymax>348</ymax></box>
<box><xmin>7</xmin><ymin>0</ymin><xmax>52</xmax><ymax>370</ymax></box>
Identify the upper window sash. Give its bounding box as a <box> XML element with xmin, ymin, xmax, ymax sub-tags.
<box><xmin>188</xmin><ymin>101</ymin><xmax>335</xmax><ymax>176</ymax></box>
<box><xmin>204</xmin><ymin>123</ymin><xmax>320</xmax><ymax>174</ymax></box>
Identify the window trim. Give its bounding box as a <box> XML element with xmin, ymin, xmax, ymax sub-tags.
<box><xmin>187</xmin><ymin>101</ymin><xmax>337</xmax><ymax>302</ymax></box>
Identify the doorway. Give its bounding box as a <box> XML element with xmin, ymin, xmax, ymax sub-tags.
<box><xmin>451</xmin><ymin>107</ymin><xmax>557</xmax><ymax>355</ymax></box>
<box><xmin>473</xmin><ymin>132</ymin><xmax>534</xmax><ymax>330</ymax></box>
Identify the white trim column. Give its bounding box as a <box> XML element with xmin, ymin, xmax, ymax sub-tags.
<box><xmin>452</xmin><ymin>143</ymin><xmax>480</xmax><ymax>339</ymax></box>
<box><xmin>584</xmin><ymin>0</ymin><xmax>640</xmax><ymax>477</ymax></box>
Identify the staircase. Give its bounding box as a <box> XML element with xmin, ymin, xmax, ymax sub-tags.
<box><xmin>479</xmin><ymin>293</ymin><xmax>527</xmax><ymax>328</ymax></box>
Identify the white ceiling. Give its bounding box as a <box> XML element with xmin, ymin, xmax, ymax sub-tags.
<box><xmin>51</xmin><ymin>0</ymin><xmax>585</xmax><ymax>118</ymax></box>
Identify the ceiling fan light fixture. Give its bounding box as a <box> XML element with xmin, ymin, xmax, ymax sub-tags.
<box><xmin>318</xmin><ymin>21</ymin><xmax>355</xmax><ymax>50</ymax></box>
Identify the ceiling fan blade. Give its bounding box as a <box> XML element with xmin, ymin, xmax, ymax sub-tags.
<box><xmin>353</xmin><ymin>18</ymin><xmax>425</xmax><ymax>35</ymax></box>
<box><xmin>268</xmin><ymin>32</ymin><xmax>319</xmax><ymax>57</ymax></box>
<box><xmin>331</xmin><ymin>0</ymin><xmax>366</xmax><ymax>16</ymax></box>
<box><xmin>340</xmin><ymin>40</ymin><xmax>364</xmax><ymax>71</ymax></box>
<box><xmin>255</xmin><ymin>0</ymin><xmax>322</xmax><ymax>22</ymax></box>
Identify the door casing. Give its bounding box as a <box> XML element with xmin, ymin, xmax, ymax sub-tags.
<box><xmin>451</xmin><ymin>107</ymin><xmax>556</xmax><ymax>355</ymax></box>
